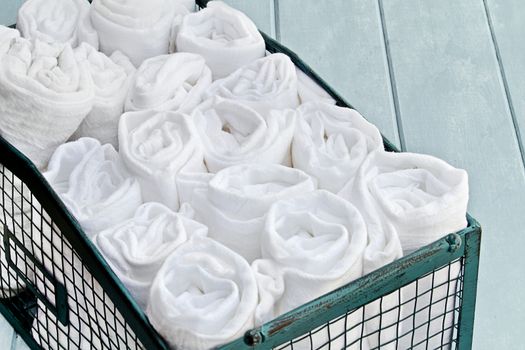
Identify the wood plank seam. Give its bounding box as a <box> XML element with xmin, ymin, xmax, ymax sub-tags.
<box><xmin>273</xmin><ymin>0</ymin><xmax>281</xmax><ymax>41</ymax></box>
<box><xmin>378</xmin><ymin>0</ymin><xmax>406</xmax><ymax>151</ymax></box>
<box><xmin>482</xmin><ymin>0</ymin><xmax>525</xmax><ymax>169</ymax></box>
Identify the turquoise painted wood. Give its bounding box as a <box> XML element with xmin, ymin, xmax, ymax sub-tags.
<box><xmin>0</xmin><ymin>316</ymin><xmax>14</xmax><ymax>349</ymax></box>
<box><xmin>0</xmin><ymin>0</ymin><xmax>23</xmax><ymax>25</ymax></box>
<box><xmin>277</xmin><ymin>0</ymin><xmax>401</xmax><ymax>148</ymax></box>
<box><xmin>223</xmin><ymin>0</ymin><xmax>275</xmax><ymax>38</ymax></box>
<box><xmin>380</xmin><ymin>1</ymin><xmax>525</xmax><ymax>349</ymax></box>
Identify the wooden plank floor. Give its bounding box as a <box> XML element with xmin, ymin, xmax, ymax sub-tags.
<box><xmin>1</xmin><ymin>1</ymin><xmax>524</xmax><ymax>349</ymax></box>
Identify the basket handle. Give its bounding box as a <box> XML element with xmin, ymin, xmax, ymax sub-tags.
<box><xmin>3</xmin><ymin>224</ymin><xmax>69</xmax><ymax>326</ymax></box>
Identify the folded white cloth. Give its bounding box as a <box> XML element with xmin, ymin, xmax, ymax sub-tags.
<box><xmin>125</xmin><ymin>53</ymin><xmax>211</xmax><ymax>113</ymax></box>
<box><xmin>92</xmin><ymin>202</ymin><xmax>208</xmax><ymax>309</ymax></box>
<box><xmin>90</xmin><ymin>0</ymin><xmax>190</xmax><ymax>67</ymax></box>
<box><xmin>17</xmin><ymin>0</ymin><xmax>98</xmax><ymax>48</ymax></box>
<box><xmin>176</xmin><ymin>1</ymin><xmax>265</xmax><ymax>79</ymax></box>
<box><xmin>296</xmin><ymin>68</ymin><xmax>336</xmax><ymax>105</ymax></box>
<box><xmin>178</xmin><ymin>164</ymin><xmax>317</xmax><ymax>262</ymax></box>
<box><xmin>71</xmin><ymin>43</ymin><xmax>135</xmax><ymax>148</ymax></box>
<box><xmin>0</xmin><ymin>26</ymin><xmax>20</xmax><ymax>55</ymax></box>
<box><xmin>147</xmin><ymin>236</ymin><xmax>258</xmax><ymax>350</ymax></box>
<box><xmin>253</xmin><ymin>190</ymin><xmax>367</xmax><ymax>323</ymax></box>
<box><xmin>293</xmin><ymin>102</ymin><xmax>383</xmax><ymax>193</ymax></box>
<box><xmin>168</xmin><ymin>5</ymin><xmax>191</xmax><ymax>53</ymax></box>
<box><xmin>192</xmin><ymin>97</ymin><xmax>296</xmax><ymax>172</ymax></box>
<box><xmin>44</xmin><ymin>137</ymin><xmax>142</xmax><ymax>237</ymax></box>
<box><xmin>0</xmin><ymin>38</ymin><xmax>94</xmax><ymax>170</ymax></box>
<box><xmin>119</xmin><ymin>109</ymin><xmax>206</xmax><ymax>210</ymax></box>
<box><xmin>204</xmin><ymin>53</ymin><xmax>299</xmax><ymax>115</ymax></box>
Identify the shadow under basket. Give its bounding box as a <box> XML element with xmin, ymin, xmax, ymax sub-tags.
<box><xmin>0</xmin><ymin>1</ymin><xmax>481</xmax><ymax>349</ymax></box>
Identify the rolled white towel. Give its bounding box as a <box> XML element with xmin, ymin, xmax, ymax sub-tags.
<box><xmin>168</xmin><ymin>5</ymin><xmax>191</xmax><ymax>53</ymax></box>
<box><xmin>17</xmin><ymin>0</ymin><xmax>98</xmax><ymax>48</ymax></box>
<box><xmin>204</xmin><ymin>53</ymin><xmax>299</xmax><ymax>115</ymax></box>
<box><xmin>176</xmin><ymin>1</ymin><xmax>265</xmax><ymax>79</ymax></box>
<box><xmin>147</xmin><ymin>236</ymin><xmax>258</xmax><ymax>350</ymax></box>
<box><xmin>178</xmin><ymin>164</ymin><xmax>317</xmax><ymax>262</ymax></box>
<box><xmin>125</xmin><ymin>53</ymin><xmax>211</xmax><ymax>113</ymax></box>
<box><xmin>192</xmin><ymin>97</ymin><xmax>296</xmax><ymax>172</ymax></box>
<box><xmin>296</xmin><ymin>68</ymin><xmax>337</xmax><ymax>105</ymax></box>
<box><xmin>293</xmin><ymin>102</ymin><xmax>383</xmax><ymax>193</ymax></box>
<box><xmin>119</xmin><ymin>109</ymin><xmax>206</xmax><ymax>210</ymax></box>
<box><xmin>0</xmin><ymin>26</ymin><xmax>20</xmax><ymax>55</ymax></box>
<box><xmin>0</xmin><ymin>38</ymin><xmax>94</xmax><ymax>170</ymax></box>
<box><xmin>71</xmin><ymin>43</ymin><xmax>135</xmax><ymax>147</ymax></box>
<box><xmin>44</xmin><ymin>138</ymin><xmax>142</xmax><ymax>237</ymax></box>
<box><xmin>92</xmin><ymin>202</ymin><xmax>208</xmax><ymax>309</ymax></box>
<box><xmin>253</xmin><ymin>190</ymin><xmax>367</xmax><ymax>349</ymax></box>
<box><xmin>90</xmin><ymin>0</ymin><xmax>191</xmax><ymax>66</ymax></box>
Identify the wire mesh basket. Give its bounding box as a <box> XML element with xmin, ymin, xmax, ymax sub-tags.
<box><xmin>0</xmin><ymin>1</ymin><xmax>481</xmax><ymax>349</ymax></box>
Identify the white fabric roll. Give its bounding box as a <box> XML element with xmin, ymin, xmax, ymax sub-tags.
<box><xmin>71</xmin><ymin>43</ymin><xmax>135</xmax><ymax>147</ymax></box>
<box><xmin>0</xmin><ymin>38</ymin><xmax>94</xmax><ymax>170</ymax></box>
<box><xmin>293</xmin><ymin>102</ymin><xmax>383</xmax><ymax>193</ymax></box>
<box><xmin>90</xmin><ymin>0</ymin><xmax>190</xmax><ymax>66</ymax></box>
<box><xmin>125</xmin><ymin>53</ymin><xmax>211</xmax><ymax>113</ymax></box>
<box><xmin>296</xmin><ymin>68</ymin><xmax>336</xmax><ymax>105</ymax></box>
<box><xmin>92</xmin><ymin>202</ymin><xmax>208</xmax><ymax>309</ymax></box>
<box><xmin>147</xmin><ymin>236</ymin><xmax>258</xmax><ymax>350</ymax></box>
<box><xmin>176</xmin><ymin>1</ymin><xmax>265</xmax><ymax>79</ymax></box>
<box><xmin>44</xmin><ymin>138</ymin><xmax>142</xmax><ymax>237</ymax></box>
<box><xmin>192</xmin><ymin>97</ymin><xmax>296</xmax><ymax>172</ymax></box>
<box><xmin>254</xmin><ymin>190</ymin><xmax>367</xmax><ymax>323</ymax></box>
<box><xmin>17</xmin><ymin>0</ymin><xmax>98</xmax><ymax>48</ymax></box>
<box><xmin>179</xmin><ymin>164</ymin><xmax>317</xmax><ymax>262</ymax></box>
<box><xmin>204</xmin><ymin>53</ymin><xmax>299</xmax><ymax>115</ymax></box>
<box><xmin>119</xmin><ymin>110</ymin><xmax>206</xmax><ymax>210</ymax></box>
<box><xmin>168</xmin><ymin>5</ymin><xmax>191</xmax><ymax>53</ymax></box>
<box><xmin>0</xmin><ymin>26</ymin><xmax>20</xmax><ymax>55</ymax></box>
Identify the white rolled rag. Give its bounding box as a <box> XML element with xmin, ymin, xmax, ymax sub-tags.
<box><xmin>71</xmin><ymin>43</ymin><xmax>135</xmax><ymax>148</ymax></box>
<box><xmin>0</xmin><ymin>26</ymin><xmax>20</xmax><ymax>55</ymax></box>
<box><xmin>293</xmin><ymin>102</ymin><xmax>383</xmax><ymax>193</ymax></box>
<box><xmin>178</xmin><ymin>164</ymin><xmax>317</xmax><ymax>262</ymax></box>
<box><xmin>119</xmin><ymin>109</ymin><xmax>206</xmax><ymax>210</ymax></box>
<box><xmin>0</xmin><ymin>38</ymin><xmax>94</xmax><ymax>170</ymax></box>
<box><xmin>204</xmin><ymin>53</ymin><xmax>299</xmax><ymax>115</ymax></box>
<box><xmin>192</xmin><ymin>97</ymin><xmax>296</xmax><ymax>172</ymax></box>
<box><xmin>44</xmin><ymin>137</ymin><xmax>142</xmax><ymax>237</ymax></box>
<box><xmin>90</xmin><ymin>0</ymin><xmax>191</xmax><ymax>67</ymax></box>
<box><xmin>92</xmin><ymin>202</ymin><xmax>208</xmax><ymax>309</ymax></box>
<box><xmin>147</xmin><ymin>236</ymin><xmax>258</xmax><ymax>350</ymax></box>
<box><xmin>176</xmin><ymin>1</ymin><xmax>265</xmax><ymax>79</ymax></box>
<box><xmin>296</xmin><ymin>68</ymin><xmax>336</xmax><ymax>105</ymax></box>
<box><xmin>253</xmin><ymin>190</ymin><xmax>367</xmax><ymax>349</ymax></box>
<box><xmin>125</xmin><ymin>53</ymin><xmax>211</xmax><ymax>113</ymax></box>
<box><xmin>17</xmin><ymin>0</ymin><xmax>98</xmax><ymax>48</ymax></box>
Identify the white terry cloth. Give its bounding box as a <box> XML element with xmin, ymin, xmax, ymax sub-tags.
<box><xmin>179</xmin><ymin>164</ymin><xmax>317</xmax><ymax>262</ymax></box>
<box><xmin>293</xmin><ymin>102</ymin><xmax>383</xmax><ymax>193</ymax></box>
<box><xmin>204</xmin><ymin>53</ymin><xmax>299</xmax><ymax>115</ymax></box>
<box><xmin>253</xmin><ymin>190</ymin><xmax>367</xmax><ymax>350</ymax></box>
<box><xmin>296</xmin><ymin>68</ymin><xmax>336</xmax><ymax>105</ymax></box>
<box><xmin>71</xmin><ymin>43</ymin><xmax>135</xmax><ymax>148</ymax></box>
<box><xmin>92</xmin><ymin>202</ymin><xmax>208</xmax><ymax>309</ymax></box>
<box><xmin>0</xmin><ymin>26</ymin><xmax>20</xmax><ymax>55</ymax></box>
<box><xmin>44</xmin><ymin>137</ymin><xmax>142</xmax><ymax>237</ymax></box>
<box><xmin>168</xmin><ymin>5</ymin><xmax>191</xmax><ymax>54</ymax></box>
<box><xmin>119</xmin><ymin>110</ymin><xmax>206</xmax><ymax>210</ymax></box>
<box><xmin>0</xmin><ymin>39</ymin><xmax>94</xmax><ymax>170</ymax></box>
<box><xmin>340</xmin><ymin>150</ymin><xmax>469</xmax><ymax>255</ymax></box>
<box><xmin>17</xmin><ymin>0</ymin><xmax>98</xmax><ymax>48</ymax></box>
<box><xmin>125</xmin><ymin>53</ymin><xmax>211</xmax><ymax>113</ymax></box>
<box><xmin>176</xmin><ymin>1</ymin><xmax>265</xmax><ymax>79</ymax></box>
<box><xmin>90</xmin><ymin>0</ymin><xmax>189</xmax><ymax>67</ymax></box>
<box><xmin>147</xmin><ymin>236</ymin><xmax>258</xmax><ymax>350</ymax></box>
<box><xmin>192</xmin><ymin>97</ymin><xmax>296</xmax><ymax>172</ymax></box>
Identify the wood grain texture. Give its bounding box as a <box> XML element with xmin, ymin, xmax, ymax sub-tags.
<box><xmin>381</xmin><ymin>1</ymin><xmax>525</xmax><ymax>349</ymax></box>
<box><xmin>276</xmin><ymin>0</ymin><xmax>401</xmax><ymax>147</ymax></box>
<box><xmin>223</xmin><ymin>0</ymin><xmax>275</xmax><ymax>38</ymax></box>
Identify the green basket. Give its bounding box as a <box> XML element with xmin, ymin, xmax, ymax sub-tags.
<box><xmin>0</xmin><ymin>1</ymin><xmax>481</xmax><ymax>349</ymax></box>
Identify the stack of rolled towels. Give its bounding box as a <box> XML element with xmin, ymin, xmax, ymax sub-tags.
<box><xmin>0</xmin><ymin>1</ymin><xmax>469</xmax><ymax>349</ymax></box>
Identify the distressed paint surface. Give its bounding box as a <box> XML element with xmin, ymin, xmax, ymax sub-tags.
<box><xmin>380</xmin><ymin>1</ymin><xmax>525</xmax><ymax>349</ymax></box>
